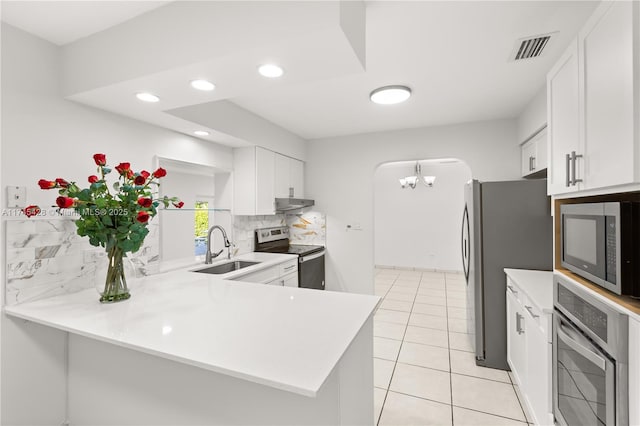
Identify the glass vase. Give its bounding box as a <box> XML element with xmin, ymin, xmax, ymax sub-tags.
<box><xmin>98</xmin><ymin>247</ymin><xmax>132</xmax><ymax>303</ymax></box>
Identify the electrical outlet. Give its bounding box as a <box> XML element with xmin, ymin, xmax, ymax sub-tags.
<box><xmin>6</xmin><ymin>186</ymin><xmax>26</xmax><ymax>208</ymax></box>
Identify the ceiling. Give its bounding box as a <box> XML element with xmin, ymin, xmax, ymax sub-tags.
<box><xmin>1</xmin><ymin>0</ymin><xmax>599</xmax><ymax>146</ymax></box>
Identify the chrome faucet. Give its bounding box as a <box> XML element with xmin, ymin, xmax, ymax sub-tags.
<box><xmin>205</xmin><ymin>225</ymin><xmax>232</xmax><ymax>264</ymax></box>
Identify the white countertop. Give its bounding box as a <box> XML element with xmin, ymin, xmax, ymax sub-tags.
<box><xmin>4</xmin><ymin>252</ymin><xmax>380</xmax><ymax>397</ymax></box>
<box><xmin>504</xmin><ymin>268</ymin><xmax>554</xmax><ymax>313</ymax></box>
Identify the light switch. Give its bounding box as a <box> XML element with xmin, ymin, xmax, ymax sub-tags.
<box><xmin>6</xmin><ymin>186</ymin><xmax>27</xmax><ymax>208</ymax></box>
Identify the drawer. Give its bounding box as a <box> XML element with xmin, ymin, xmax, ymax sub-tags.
<box><xmin>278</xmin><ymin>259</ymin><xmax>298</xmax><ymax>276</ymax></box>
<box><xmin>506</xmin><ymin>278</ymin><xmax>524</xmax><ymax>303</ymax></box>
<box><xmin>234</xmin><ymin>266</ymin><xmax>279</xmax><ymax>283</ymax></box>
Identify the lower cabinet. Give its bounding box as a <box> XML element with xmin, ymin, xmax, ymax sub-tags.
<box><xmin>506</xmin><ymin>280</ymin><xmax>553</xmax><ymax>425</ymax></box>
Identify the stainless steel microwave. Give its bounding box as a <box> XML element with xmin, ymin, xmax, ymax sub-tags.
<box><xmin>560</xmin><ymin>202</ymin><xmax>640</xmax><ymax>297</ymax></box>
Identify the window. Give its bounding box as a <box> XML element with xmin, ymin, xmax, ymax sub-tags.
<box><xmin>195</xmin><ymin>201</ymin><xmax>209</xmax><ymax>256</ymax></box>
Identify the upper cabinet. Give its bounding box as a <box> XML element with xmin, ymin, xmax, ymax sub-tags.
<box><xmin>547</xmin><ymin>40</ymin><xmax>581</xmax><ymax>194</ymax></box>
<box><xmin>521</xmin><ymin>127</ymin><xmax>548</xmax><ymax>178</ymax></box>
<box><xmin>234</xmin><ymin>147</ymin><xmax>305</xmax><ymax>215</ymax></box>
<box><xmin>547</xmin><ymin>1</ymin><xmax>639</xmax><ymax>195</ymax></box>
<box><xmin>274</xmin><ymin>153</ymin><xmax>305</xmax><ymax>199</ymax></box>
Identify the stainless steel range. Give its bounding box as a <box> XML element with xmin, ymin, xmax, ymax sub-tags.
<box><xmin>553</xmin><ymin>275</ymin><xmax>629</xmax><ymax>426</ymax></box>
<box><xmin>254</xmin><ymin>226</ymin><xmax>325</xmax><ymax>290</ymax></box>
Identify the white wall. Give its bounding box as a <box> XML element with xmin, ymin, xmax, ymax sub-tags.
<box><xmin>0</xmin><ymin>23</ymin><xmax>234</xmax><ymax>424</ymax></box>
<box><xmin>374</xmin><ymin>161</ymin><xmax>471</xmax><ymax>271</ymax></box>
<box><xmin>306</xmin><ymin>119</ymin><xmax>520</xmax><ymax>294</ymax></box>
<box><xmin>516</xmin><ymin>86</ymin><xmax>547</xmax><ymax>144</ymax></box>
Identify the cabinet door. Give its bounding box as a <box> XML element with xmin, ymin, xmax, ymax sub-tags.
<box><xmin>289</xmin><ymin>159</ymin><xmax>304</xmax><ymax>198</ymax></box>
<box><xmin>547</xmin><ymin>39</ymin><xmax>581</xmax><ymax>195</ymax></box>
<box><xmin>521</xmin><ymin>139</ymin><xmax>537</xmax><ymax>177</ymax></box>
<box><xmin>534</xmin><ymin>128</ymin><xmax>548</xmax><ymax>173</ymax></box>
<box><xmin>581</xmin><ymin>0</ymin><xmax>636</xmax><ymax>189</ymax></box>
<box><xmin>255</xmin><ymin>147</ymin><xmax>275</xmax><ymax>215</ymax></box>
<box><xmin>282</xmin><ymin>272</ymin><xmax>298</xmax><ymax>288</ymax></box>
<box><xmin>506</xmin><ymin>290</ymin><xmax>527</xmax><ymax>388</ymax></box>
<box><xmin>274</xmin><ymin>153</ymin><xmax>290</xmax><ymax>198</ymax></box>
<box><xmin>525</xmin><ymin>315</ymin><xmax>552</xmax><ymax>425</ymax></box>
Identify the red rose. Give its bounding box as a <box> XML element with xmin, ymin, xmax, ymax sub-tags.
<box><xmin>134</xmin><ymin>175</ymin><xmax>146</xmax><ymax>186</ymax></box>
<box><xmin>38</xmin><ymin>179</ymin><xmax>56</xmax><ymax>189</ymax></box>
<box><xmin>115</xmin><ymin>162</ymin><xmax>131</xmax><ymax>175</ymax></box>
<box><xmin>140</xmin><ymin>170</ymin><xmax>150</xmax><ymax>179</ymax></box>
<box><xmin>173</xmin><ymin>201</ymin><xmax>184</xmax><ymax>208</ymax></box>
<box><xmin>93</xmin><ymin>153</ymin><xmax>106</xmax><ymax>166</ymax></box>
<box><xmin>152</xmin><ymin>167</ymin><xmax>167</xmax><ymax>178</ymax></box>
<box><xmin>88</xmin><ymin>175</ymin><xmax>99</xmax><ymax>183</ymax></box>
<box><xmin>126</xmin><ymin>169</ymin><xmax>134</xmax><ymax>179</ymax></box>
<box><xmin>23</xmin><ymin>205</ymin><xmax>41</xmax><ymax>218</ymax></box>
<box><xmin>56</xmin><ymin>196</ymin><xmax>74</xmax><ymax>209</ymax></box>
<box><xmin>137</xmin><ymin>197</ymin><xmax>152</xmax><ymax>208</ymax></box>
<box><xmin>136</xmin><ymin>211</ymin><xmax>150</xmax><ymax>223</ymax></box>
<box><xmin>55</xmin><ymin>178</ymin><xmax>69</xmax><ymax>188</ymax></box>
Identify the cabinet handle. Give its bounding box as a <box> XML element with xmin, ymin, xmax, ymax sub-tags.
<box><xmin>516</xmin><ymin>312</ymin><xmax>524</xmax><ymax>334</ymax></box>
<box><xmin>283</xmin><ymin>265</ymin><xmax>295</xmax><ymax>271</ymax></box>
<box><xmin>507</xmin><ymin>285</ymin><xmax>518</xmax><ymax>295</ymax></box>
<box><xmin>525</xmin><ymin>305</ymin><xmax>539</xmax><ymax>319</ymax></box>
<box><xmin>289</xmin><ymin>187</ymin><xmax>294</xmax><ymax>198</ymax></box>
<box><xmin>570</xmin><ymin>151</ymin><xmax>583</xmax><ymax>186</ymax></box>
<box><xmin>565</xmin><ymin>153</ymin><xmax>571</xmax><ymax>187</ymax></box>
<box><xmin>531</xmin><ymin>156</ymin><xmax>536</xmax><ymax>171</ymax></box>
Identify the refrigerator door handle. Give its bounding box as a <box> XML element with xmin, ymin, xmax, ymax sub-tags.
<box><xmin>461</xmin><ymin>206</ymin><xmax>470</xmax><ymax>282</ymax></box>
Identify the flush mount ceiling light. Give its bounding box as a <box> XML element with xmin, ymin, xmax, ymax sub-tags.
<box><xmin>258</xmin><ymin>64</ymin><xmax>284</xmax><ymax>78</ymax></box>
<box><xmin>135</xmin><ymin>92</ymin><xmax>160</xmax><ymax>103</ymax></box>
<box><xmin>399</xmin><ymin>162</ymin><xmax>436</xmax><ymax>189</ymax></box>
<box><xmin>194</xmin><ymin>130</ymin><xmax>210</xmax><ymax>136</ymax></box>
<box><xmin>370</xmin><ymin>85</ymin><xmax>412</xmax><ymax>105</ymax></box>
<box><xmin>190</xmin><ymin>79</ymin><xmax>215</xmax><ymax>91</ymax></box>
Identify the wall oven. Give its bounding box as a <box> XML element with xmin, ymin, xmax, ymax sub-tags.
<box><xmin>560</xmin><ymin>202</ymin><xmax>640</xmax><ymax>297</ymax></box>
<box><xmin>553</xmin><ymin>275</ymin><xmax>628</xmax><ymax>426</ymax></box>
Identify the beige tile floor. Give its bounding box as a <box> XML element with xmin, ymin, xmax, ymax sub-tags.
<box><xmin>373</xmin><ymin>268</ymin><xmax>533</xmax><ymax>426</ymax></box>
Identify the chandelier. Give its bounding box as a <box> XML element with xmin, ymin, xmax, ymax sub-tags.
<box><xmin>399</xmin><ymin>162</ymin><xmax>436</xmax><ymax>189</ymax></box>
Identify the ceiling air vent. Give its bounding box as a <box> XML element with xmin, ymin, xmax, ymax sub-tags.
<box><xmin>510</xmin><ymin>33</ymin><xmax>556</xmax><ymax>61</ymax></box>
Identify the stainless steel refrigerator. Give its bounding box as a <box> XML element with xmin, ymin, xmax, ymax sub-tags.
<box><xmin>461</xmin><ymin>179</ymin><xmax>552</xmax><ymax>370</ymax></box>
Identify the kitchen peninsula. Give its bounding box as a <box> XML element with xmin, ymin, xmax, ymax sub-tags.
<box><xmin>4</xmin><ymin>253</ymin><xmax>379</xmax><ymax>425</ymax></box>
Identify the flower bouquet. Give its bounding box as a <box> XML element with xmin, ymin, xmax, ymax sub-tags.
<box><xmin>36</xmin><ymin>153</ymin><xmax>183</xmax><ymax>303</ymax></box>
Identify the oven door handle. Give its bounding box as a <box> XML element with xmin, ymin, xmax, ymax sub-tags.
<box><xmin>299</xmin><ymin>251</ymin><xmax>325</xmax><ymax>263</ymax></box>
<box><xmin>557</xmin><ymin>323</ymin><xmax>606</xmax><ymax>370</ymax></box>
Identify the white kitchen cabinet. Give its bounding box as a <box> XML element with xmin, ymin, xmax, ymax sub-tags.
<box><xmin>630</xmin><ymin>317</ymin><xmax>640</xmax><ymax>426</ymax></box>
<box><xmin>233</xmin><ymin>146</ymin><xmax>275</xmax><ymax>215</ymax></box>
<box><xmin>580</xmin><ymin>0</ymin><xmax>636</xmax><ymax>190</ymax></box>
<box><xmin>274</xmin><ymin>153</ymin><xmax>304</xmax><ymax>199</ymax></box>
<box><xmin>547</xmin><ymin>0</ymin><xmax>640</xmax><ymax>195</ymax></box>
<box><xmin>547</xmin><ymin>39</ymin><xmax>581</xmax><ymax>195</ymax></box>
<box><xmin>521</xmin><ymin>127</ymin><xmax>547</xmax><ymax>178</ymax></box>
<box><xmin>504</xmin><ymin>270</ymin><xmax>554</xmax><ymax>426</ymax></box>
<box><xmin>231</xmin><ymin>258</ymin><xmax>298</xmax><ymax>287</ymax></box>
<box><xmin>506</xmin><ymin>287</ymin><xmax>527</xmax><ymax>387</ymax></box>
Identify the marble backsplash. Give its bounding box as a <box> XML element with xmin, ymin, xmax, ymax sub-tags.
<box><xmin>286</xmin><ymin>211</ymin><xmax>326</xmax><ymax>245</ymax></box>
<box><xmin>5</xmin><ymin>218</ymin><xmax>159</xmax><ymax>305</ymax></box>
<box><xmin>5</xmin><ymin>211</ymin><xmax>325</xmax><ymax>305</ymax></box>
<box><xmin>232</xmin><ymin>211</ymin><xmax>326</xmax><ymax>254</ymax></box>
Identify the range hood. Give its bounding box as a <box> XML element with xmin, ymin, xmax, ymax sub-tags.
<box><xmin>275</xmin><ymin>198</ymin><xmax>315</xmax><ymax>212</ymax></box>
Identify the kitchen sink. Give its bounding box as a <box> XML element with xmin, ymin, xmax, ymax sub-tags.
<box><xmin>193</xmin><ymin>261</ymin><xmax>260</xmax><ymax>275</ymax></box>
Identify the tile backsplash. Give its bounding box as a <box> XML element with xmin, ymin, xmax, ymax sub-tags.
<box><xmin>5</xmin><ymin>218</ymin><xmax>159</xmax><ymax>305</ymax></box>
<box><xmin>5</xmin><ymin>211</ymin><xmax>325</xmax><ymax>305</ymax></box>
<box><xmin>232</xmin><ymin>211</ymin><xmax>326</xmax><ymax>254</ymax></box>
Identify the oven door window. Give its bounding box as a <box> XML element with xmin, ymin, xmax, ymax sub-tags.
<box><xmin>556</xmin><ymin>321</ymin><xmax>615</xmax><ymax>426</ymax></box>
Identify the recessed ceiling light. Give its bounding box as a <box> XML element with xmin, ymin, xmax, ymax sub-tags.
<box><xmin>135</xmin><ymin>92</ymin><xmax>160</xmax><ymax>103</ymax></box>
<box><xmin>258</xmin><ymin>64</ymin><xmax>284</xmax><ymax>78</ymax></box>
<box><xmin>369</xmin><ymin>85</ymin><xmax>412</xmax><ymax>105</ymax></box>
<box><xmin>194</xmin><ymin>130</ymin><xmax>210</xmax><ymax>136</ymax></box>
<box><xmin>190</xmin><ymin>79</ymin><xmax>215</xmax><ymax>91</ymax></box>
